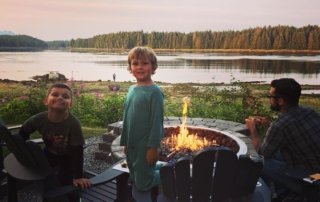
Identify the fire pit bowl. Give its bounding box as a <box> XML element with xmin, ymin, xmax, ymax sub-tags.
<box><xmin>160</xmin><ymin>125</ymin><xmax>247</xmax><ymax>162</ymax></box>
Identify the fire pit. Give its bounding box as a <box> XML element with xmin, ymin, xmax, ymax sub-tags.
<box><xmin>110</xmin><ymin>119</ymin><xmax>252</xmax><ymax>161</ymax></box>
<box><xmin>160</xmin><ymin>125</ymin><xmax>247</xmax><ymax>162</ymax></box>
<box><xmin>160</xmin><ymin>97</ymin><xmax>247</xmax><ymax>162</ymax></box>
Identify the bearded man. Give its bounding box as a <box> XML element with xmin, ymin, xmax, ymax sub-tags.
<box><xmin>246</xmin><ymin>78</ymin><xmax>320</xmax><ymax>201</ymax></box>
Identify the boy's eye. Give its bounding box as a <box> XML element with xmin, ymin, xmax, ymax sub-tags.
<box><xmin>62</xmin><ymin>94</ymin><xmax>70</xmax><ymax>99</ymax></box>
<box><xmin>50</xmin><ymin>92</ymin><xmax>70</xmax><ymax>99</ymax></box>
<box><xmin>131</xmin><ymin>60</ymin><xmax>149</xmax><ymax>66</ymax></box>
<box><xmin>51</xmin><ymin>92</ymin><xmax>59</xmax><ymax>97</ymax></box>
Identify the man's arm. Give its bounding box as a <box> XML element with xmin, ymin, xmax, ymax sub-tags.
<box><xmin>245</xmin><ymin>118</ymin><xmax>262</xmax><ymax>151</ymax></box>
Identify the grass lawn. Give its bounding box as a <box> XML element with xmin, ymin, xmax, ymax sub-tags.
<box><xmin>82</xmin><ymin>126</ymin><xmax>107</xmax><ymax>139</ymax></box>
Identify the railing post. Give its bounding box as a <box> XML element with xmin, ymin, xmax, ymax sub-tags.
<box><xmin>115</xmin><ymin>172</ymin><xmax>130</xmax><ymax>201</ymax></box>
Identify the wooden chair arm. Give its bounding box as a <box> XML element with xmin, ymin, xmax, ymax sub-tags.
<box><xmin>44</xmin><ymin>159</ymin><xmax>127</xmax><ymax>199</ymax></box>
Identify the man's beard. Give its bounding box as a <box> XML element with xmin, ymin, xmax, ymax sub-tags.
<box><xmin>270</xmin><ymin>103</ymin><xmax>281</xmax><ymax>111</ymax></box>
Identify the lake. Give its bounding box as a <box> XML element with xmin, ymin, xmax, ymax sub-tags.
<box><xmin>0</xmin><ymin>50</ymin><xmax>319</xmax><ymax>85</ymax></box>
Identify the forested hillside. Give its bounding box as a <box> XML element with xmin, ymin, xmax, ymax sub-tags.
<box><xmin>1</xmin><ymin>25</ymin><xmax>319</xmax><ymax>51</ymax></box>
<box><xmin>0</xmin><ymin>35</ymin><xmax>48</xmax><ymax>50</ymax></box>
<box><xmin>70</xmin><ymin>25</ymin><xmax>320</xmax><ymax>50</ymax></box>
<box><xmin>47</xmin><ymin>40</ymin><xmax>70</xmax><ymax>49</ymax></box>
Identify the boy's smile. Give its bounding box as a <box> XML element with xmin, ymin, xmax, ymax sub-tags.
<box><xmin>130</xmin><ymin>59</ymin><xmax>154</xmax><ymax>84</ymax></box>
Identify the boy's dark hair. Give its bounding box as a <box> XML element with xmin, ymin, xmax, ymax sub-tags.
<box><xmin>271</xmin><ymin>78</ymin><xmax>301</xmax><ymax>106</ymax></box>
<box><xmin>47</xmin><ymin>83</ymin><xmax>73</xmax><ymax>98</ymax></box>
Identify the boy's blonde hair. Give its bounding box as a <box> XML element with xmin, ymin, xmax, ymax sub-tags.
<box><xmin>127</xmin><ymin>46</ymin><xmax>158</xmax><ymax>74</ymax></box>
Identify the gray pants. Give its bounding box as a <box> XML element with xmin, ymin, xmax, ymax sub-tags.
<box><xmin>132</xmin><ymin>184</ymin><xmax>152</xmax><ymax>202</ymax></box>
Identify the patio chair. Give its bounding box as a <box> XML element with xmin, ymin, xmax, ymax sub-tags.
<box><xmin>284</xmin><ymin>167</ymin><xmax>320</xmax><ymax>201</ymax></box>
<box><xmin>0</xmin><ymin>124</ymin><xmax>128</xmax><ymax>201</ymax></box>
<box><xmin>0</xmin><ymin>126</ymin><xmax>7</xmax><ymax>200</ymax></box>
<box><xmin>158</xmin><ymin>147</ymin><xmax>271</xmax><ymax>202</ymax></box>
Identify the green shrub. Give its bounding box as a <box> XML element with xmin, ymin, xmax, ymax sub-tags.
<box><xmin>71</xmin><ymin>93</ymin><xmax>125</xmax><ymax>127</ymax></box>
<box><xmin>0</xmin><ymin>87</ymin><xmax>46</xmax><ymax>123</ymax></box>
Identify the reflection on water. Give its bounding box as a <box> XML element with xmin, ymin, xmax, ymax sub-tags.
<box><xmin>158</xmin><ymin>59</ymin><xmax>320</xmax><ymax>74</ymax></box>
<box><xmin>0</xmin><ymin>51</ymin><xmax>319</xmax><ymax>85</ymax></box>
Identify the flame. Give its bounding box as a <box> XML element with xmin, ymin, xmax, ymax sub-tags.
<box><xmin>164</xmin><ymin>97</ymin><xmax>217</xmax><ymax>152</ymax></box>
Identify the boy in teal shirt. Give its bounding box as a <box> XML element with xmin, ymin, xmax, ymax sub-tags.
<box><xmin>120</xmin><ymin>46</ymin><xmax>164</xmax><ymax>201</ymax></box>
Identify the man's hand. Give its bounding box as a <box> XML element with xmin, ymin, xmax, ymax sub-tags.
<box><xmin>146</xmin><ymin>147</ymin><xmax>159</xmax><ymax>166</ymax></box>
<box><xmin>245</xmin><ymin>117</ymin><xmax>263</xmax><ymax>151</ymax></box>
<box><xmin>248</xmin><ymin>116</ymin><xmax>270</xmax><ymax>127</ymax></box>
<box><xmin>73</xmin><ymin>178</ymin><xmax>91</xmax><ymax>189</ymax></box>
<box><xmin>246</xmin><ymin>117</ymin><xmax>257</xmax><ymax>134</ymax></box>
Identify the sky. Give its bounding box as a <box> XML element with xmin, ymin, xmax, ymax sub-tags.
<box><xmin>1</xmin><ymin>0</ymin><xmax>319</xmax><ymax>41</ymax></box>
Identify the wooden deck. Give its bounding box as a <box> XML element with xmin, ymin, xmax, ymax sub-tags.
<box><xmin>0</xmin><ymin>173</ymin><xmax>130</xmax><ymax>201</ymax></box>
<box><xmin>81</xmin><ymin>180</ymin><xmax>118</xmax><ymax>202</ymax></box>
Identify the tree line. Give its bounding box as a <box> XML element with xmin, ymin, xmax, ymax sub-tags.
<box><xmin>1</xmin><ymin>25</ymin><xmax>319</xmax><ymax>50</ymax></box>
<box><xmin>70</xmin><ymin>25</ymin><xmax>320</xmax><ymax>50</ymax></box>
<box><xmin>47</xmin><ymin>40</ymin><xmax>70</xmax><ymax>49</ymax></box>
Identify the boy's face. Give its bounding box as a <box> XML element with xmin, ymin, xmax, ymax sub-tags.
<box><xmin>130</xmin><ymin>58</ymin><xmax>154</xmax><ymax>83</ymax></box>
<box><xmin>44</xmin><ymin>87</ymin><xmax>72</xmax><ymax>111</ymax></box>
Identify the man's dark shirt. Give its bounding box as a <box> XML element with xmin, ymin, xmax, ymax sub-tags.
<box><xmin>260</xmin><ymin>106</ymin><xmax>320</xmax><ymax>171</ymax></box>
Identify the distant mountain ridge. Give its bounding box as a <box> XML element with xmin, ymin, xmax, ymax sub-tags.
<box><xmin>0</xmin><ymin>34</ymin><xmax>48</xmax><ymax>51</ymax></box>
<box><xmin>0</xmin><ymin>30</ymin><xmax>15</xmax><ymax>35</ymax></box>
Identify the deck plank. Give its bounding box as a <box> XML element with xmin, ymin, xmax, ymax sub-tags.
<box><xmin>81</xmin><ymin>180</ymin><xmax>117</xmax><ymax>201</ymax></box>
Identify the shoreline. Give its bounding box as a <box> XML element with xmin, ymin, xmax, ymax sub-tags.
<box><xmin>1</xmin><ymin>78</ymin><xmax>320</xmax><ymax>86</ymax></box>
<box><xmin>1</xmin><ymin>79</ymin><xmax>319</xmax><ymax>97</ymax></box>
<box><xmin>1</xmin><ymin>78</ymin><xmax>320</xmax><ymax>91</ymax></box>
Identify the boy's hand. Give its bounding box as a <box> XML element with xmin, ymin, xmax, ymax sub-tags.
<box><xmin>124</xmin><ymin>146</ymin><xmax>128</xmax><ymax>155</ymax></box>
<box><xmin>73</xmin><ymin>178</ymin><xmax>91</xmax><ymax>189</ymax></box>
<box><xmin>146</xmin><ymin>147</ymin><xmax>159</xmax><ymax>166</ymax></box>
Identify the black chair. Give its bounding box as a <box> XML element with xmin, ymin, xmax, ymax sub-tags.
<box><xmin>0</xmin><ymin>127</ymin><xmax>7</xmax><ymax>200</ymax></box>
<box><xmin>0</xmin><ymin>124</ymin><xmax>128</xmax><ymax>201</ymax></box>
<box><xmin>285</xmin><ymin>167</ymin><xmax>320</xmax><ymax>201</ymax></box>
<box><xmin>158</xmin><ymin>147</ymin><xmax>271</xmax><ymax>202</ymax></box>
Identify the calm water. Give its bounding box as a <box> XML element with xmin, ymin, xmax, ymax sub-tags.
<box><xmin>0</xmin><ymin>51</ymin><xmax>319</xmax><ymax>85</ymax></box>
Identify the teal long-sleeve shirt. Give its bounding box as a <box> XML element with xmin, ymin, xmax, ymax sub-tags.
<box><xmin>120</xmin><ymin>84</ymin><xmax>164</xmax><ymax>148</ymax></box>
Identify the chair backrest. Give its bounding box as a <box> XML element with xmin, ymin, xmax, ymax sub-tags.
<box><xmin>159</xmin><ymin>147</ymin><xmax>263</xmax><ymax>202</ymax></box>
<box><xmin>0</xmin><ymin>124</ymin><xmax>50</xmax><ymax>170</ymax></box>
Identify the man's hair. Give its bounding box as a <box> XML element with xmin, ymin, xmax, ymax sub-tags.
<box><xmin>271</xmin><ymin>78</ymin><xmax>301</xmax><ymax>106</ymax></box>
<box><xmin>127</xmin><ymin>46</ymin><xmax>158</xmax><ymax>74</ymax></box>
<box><xmin>47</xmin><ymin>83</ymin><xmax>73</xmax><ymax>99</ymax></box>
